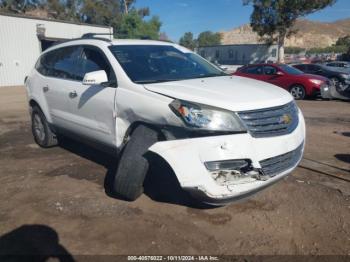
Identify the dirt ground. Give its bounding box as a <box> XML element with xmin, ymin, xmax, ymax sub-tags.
<box><xmin>0</xmin><ymin>86</ymin><xmax>349</xmax><ymax>259</ymax></box>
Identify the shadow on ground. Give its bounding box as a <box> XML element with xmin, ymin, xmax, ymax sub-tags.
<box><xmin>57</xmin><ymin>137</ymin><xmax>210</xmax><ymax>209</ymax></box>
<box><xmin>0</xmin><ymin>224</ymin><xmax>74</xmax><ymax>262</ymax></box>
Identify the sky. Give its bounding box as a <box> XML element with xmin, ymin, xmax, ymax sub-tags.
<box><xmin>135</xmin><ymin>0</ymin><xmax>350</xmax><ymax>42</ymax></box>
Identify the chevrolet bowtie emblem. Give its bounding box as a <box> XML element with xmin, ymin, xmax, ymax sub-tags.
<box><xmin>281</xmin><ymin>114</ymin><xmax>292</xmax><ymax>124</ymax></box>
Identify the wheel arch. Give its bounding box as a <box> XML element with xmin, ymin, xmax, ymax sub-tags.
<box><xmin>289</xmin><ymin>82</ymin><xmax>309</xmax><ymax>93</ymax></box>
<box><xmin>288</xmin><ymin>83</ymin><xmax>308</xmax><ymax>99</ymax></box>
<box><xmin>29</xmin><ymin>98</ymin><xmax>53</xmax><ymax>123</ymax></box>
<box><xmin>288</xmin><ymin>82</ymin><xmax>305</xmax><ymax>90</ymax></box>
<box><xmin>121</xmin><ymin>121</ymin><xmax>166</xmax><ymax>149</ymax></box>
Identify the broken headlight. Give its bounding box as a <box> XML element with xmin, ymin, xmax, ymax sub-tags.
<box><xmin>204</xmin><ymin>159</ymin><xmax>263</xmax><ymax>186</ymax></box>
<box><xmin>169</xmin><ymin>99</ymin><xmax>246</xmax><ymax>132</ymax></box>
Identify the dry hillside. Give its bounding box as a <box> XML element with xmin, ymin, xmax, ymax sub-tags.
<box><xmin>221</xmin><ymin>18</ymin><xmax>350</xmax><ymax>49</ymax></box>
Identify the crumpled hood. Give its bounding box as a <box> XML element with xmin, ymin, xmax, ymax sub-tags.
<box><xmin>144</xmin><ymin>76</ymin><xmax>293</xmax><ymax>111</ymax></box>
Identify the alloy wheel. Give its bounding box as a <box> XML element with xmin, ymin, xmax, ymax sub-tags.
<box><xmin>290</xmin><ymin>86</ymin><xmax>305</xmax><ymax>100</ymax></box>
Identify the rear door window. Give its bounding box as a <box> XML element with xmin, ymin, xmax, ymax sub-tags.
<box><xmin>36</xmin><ymin>52</ymin><xmax>52</xmax><ymax>76</ymax></box>
<box><xmin>263</xmin><ymin>65</ymin><xmax>277</xmax><ymax>75</ymax></box>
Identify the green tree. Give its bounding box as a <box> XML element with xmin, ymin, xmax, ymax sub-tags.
<box><xmin>284</xmin><ymin>46</ymin><xmax>305</xmax><ymax>54</ymax></box>
<box><xmin>244</xmin><ymin>0</ymin><xmax>336</xmax><ymax>62</ymax></box>
<box><xmin>46</xmin><ymin>0</ymin><xmax>65</xmax><ymax>19</ymax></box>
<box><xmin>0</xmin><ymin>0</ymin><xmax>163</xmax><ymax>40</ymax></box>
<box><xmin>38</xmin><ymin>0</ymin><xmax>81</xmax><ymax>21</ymax></box>
<box><xmin>0</xmin><ymin>0</ymin><xmax>41</xmax><ymax>13</ymax></box>
<box><xmin>307</xmin><ymin>45</ymin><xmax>348</xmax><ymax>54</ymax></box>
<box><xmin>80</xmin><ymin>0</ymin><xmax>121</xmax><ymax>26</ymax></box>
<box><xmin>137</xmin><ymin>7</ymin><xmax>150</xmax><ymax>17</ymax></box>
<box><xmin>140</xmin><ymin>15</ymin><xmax>162</xmax><ymax>39</ymax></box>
<box><xmin>115</xmin><ymin>10</ymin><xmax>161</xmax><ymax>39</ymax></box>
<box><xmin>64</xmin><ymin>0</ymin><xmax>81</xmax><ymax>22</ymax></box>
<box><xmin>120</xmin><ymin>0</ymin><xmax>134</xmax><ymax>14</ymax></box>
<box><xmin>197</xmin><ymin>31</ymin><xmax>221</xmax><ymax>47</ymax></box>
<box><xmin>179</xmin><ymin>32</ymin><xmax>196</xmax><ymax>50</ymax></box>
<box><xmin>336</xmin><ymin>35</ymin><xmax>350</xmax><ymax>47</ymax></box>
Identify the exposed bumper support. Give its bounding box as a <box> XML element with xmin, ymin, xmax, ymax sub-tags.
<box><xmin>149</xmin><ymin>112</ymin><xmax>305</xmax><ymax>205</ymax></box>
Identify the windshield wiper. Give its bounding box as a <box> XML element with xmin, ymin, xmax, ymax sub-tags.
<box><xmin>134</xmin><ymin>73</ymin><xmax>227</xmax><ymax>84</ymax></box>
<box><xmin>134</xmin><ymin>79</ymin><xmax>180</xmax><ymax>84</ymax></box>
<box><xmin>190</xmin><ymin>73</ymin><xmax>228</xmax><ymax>79</ymax></box>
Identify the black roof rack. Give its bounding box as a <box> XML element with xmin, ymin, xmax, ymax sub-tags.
<box><xmin>49</xmin><ymin>33</ymin><xmax>113</xmax><ymax>48</ymax></box>
<box><xmin>81</xmin><ymin>33</ymin><xmax>113</xmax><ymax>42</ymax></box>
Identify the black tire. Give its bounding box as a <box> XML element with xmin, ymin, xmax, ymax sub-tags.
<box><xmin>330</xmin><ymin>77</ymin><xmax>346</xmax><ymax>93</ymax></box>
<box><xmin>113</xmin><ymin>125</ymin><xmax>159</xmax><ymax>201</ymax></box>
<box><xmin>31</xmin><ymin>106</ymin><xmax>57</xmax><ymax>148</ymax></box>
<box><xmin>289</xmin><ymin>84</ymin><xmax>306</xmax><ymax>100</ymax></box>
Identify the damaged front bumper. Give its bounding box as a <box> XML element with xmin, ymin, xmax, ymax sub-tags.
<box><xmin>321</xmin><ymin>82</ymin><xmax>350</xmax><ymax>100</ymax></box>
<box><xmin>149</xmin><ymin>112</ymin><xmax>305</xmax><ymax>205</ymax></box>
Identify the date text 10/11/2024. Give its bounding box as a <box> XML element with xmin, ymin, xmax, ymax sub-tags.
<box><xmin>127</xmin><ymin>256</ymin><xmax>220</xmax><ymax>261</ymax></box>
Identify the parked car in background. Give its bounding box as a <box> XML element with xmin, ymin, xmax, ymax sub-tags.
<box><xmin>213</xmin><ymin>62</ymin><xmax>239</xmax><ymax>74</ymax></box>
<box><xmin>233</xmin><ymin>63</ymin><xmax>329</xmax><ymax>100</ymax></box>
<box><xmin>318</xmin><ymin>82</ymin><xmax>350</xmax><ymax>100</ymax></box>
<box><xmin>293</xmin><ymin>63</ymin><xmax>350</xmax><ymax>100</ymax></box>
<box><xmin>325</xmin><ymin>61</ymin><xmax>350</xmax><ymax>71</ymax></box>
<box><xmin>293</xmin><ymin>63</ymin><xmax>350</xmax><ymax>88</ymax></box>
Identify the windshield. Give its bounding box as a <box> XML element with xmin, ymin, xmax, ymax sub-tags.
<box><xmin>280</xmin><ymin>64</ymin><xmax>303</xmax><ymax>75</ymax></box>
<box><xmin>109</xmin><ymin>45</ymin><xmax>226</xmax><ymax>84</ymax></box>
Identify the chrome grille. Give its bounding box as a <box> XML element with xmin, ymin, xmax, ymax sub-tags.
<box><xmin>260</xmin><ymin>142</ymin><xmax>304</xmax><ymax>177</ymax></box>
<box><xmin>238</xmin><ymin>101</ymin><xmax>299</xmax><ymax>137</ymax></box>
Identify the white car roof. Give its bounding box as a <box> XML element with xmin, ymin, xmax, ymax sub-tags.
<box><xmin>44</xmin><ymin>38</ymin><xmax>190</xmax><ymax>54</ymax></box>
<box><xmin>111</xmin><ymin>39</ymin><xmax>173</xmax><ymax>46</ymax></box>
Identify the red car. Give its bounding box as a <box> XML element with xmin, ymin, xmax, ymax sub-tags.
<box><xmin>233</xmin><ymin>63</ymin><xmax>329</xmax><ymax>100</ymax></box>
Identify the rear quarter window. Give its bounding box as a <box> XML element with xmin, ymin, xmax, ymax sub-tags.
<box><xmin>35</xmin><ymin>52</ymin><xmax>51</xmax><ymax>76</ymax></box>
<box><xmin>35</xmin><ymin>46</ymin><xmax>82</xmax><ymax>80</ymax></box>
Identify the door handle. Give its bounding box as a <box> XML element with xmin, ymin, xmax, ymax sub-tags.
<box><xmin>43</xmin><ymin>85</ymin><xmax>49</xmax><ymax>92</ymax></box>
<box><xmin>69</xmin><ymin>91</ymin><xmax>78</xmax><ymax>98</ymax></box>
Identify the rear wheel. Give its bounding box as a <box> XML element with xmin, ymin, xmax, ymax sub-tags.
<box><xmin>31</xmin><ymin>106</ymin><xmax>57</xmax><ymax>148</ymax></box>
<box><xmin>289</xmin><ymin>85</ymin><xmax>306</xmax><ymax>100</ymax></box>
<box><xmin>113</xmin><ymin>125</ymin><xmax>159</xmax><ymax>201</ymax></box>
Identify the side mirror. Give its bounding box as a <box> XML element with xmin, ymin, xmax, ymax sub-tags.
<box><xmin>276</xmin><ymin>71</ymin><xmax>284</xmax><ymax>76</ymax></box>
<box><xmin>82</xmin><ymin>70</ymin><xmax>108</xmax><ymax>86</ymax></box>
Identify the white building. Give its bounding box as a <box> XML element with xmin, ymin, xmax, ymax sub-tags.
<box><xmin>0</xmin><ymin>13</ymin><xmax>113</xmax><ymax>87</ymax></box>
<box><xmin>197</xmin><ymin>44</ymin><xmax>279</xmax><ymax>66</ymax></box>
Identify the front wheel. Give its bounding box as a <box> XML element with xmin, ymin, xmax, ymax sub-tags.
<box><xmin>31</xmin><ymin>106</ymin><xmax>58</xmax><ymax>148</ymax></box>
<box><xmin>113</xmin><ymin>125</ymin><xmax>159</xmax><ymax>201</ymax></box>
<box><xmin>330</xmin><ymin>77</ymin><xmax>346</xmax><ymax>93</ymax></box>
<box><xmin>289</xmin><ymin>85</ymin><xmax>306</xmax><ymax>100</ymax></box>
<box><xmin>330</xmin><ymin>77</ymin><xmax>340</xmax><ymax>88</ymax></box>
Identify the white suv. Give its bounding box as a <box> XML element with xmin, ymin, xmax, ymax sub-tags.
<box><xmin>25</xmin><ymin>35</ymin><xmax>305</xmax><ymax>205</ymax></box>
